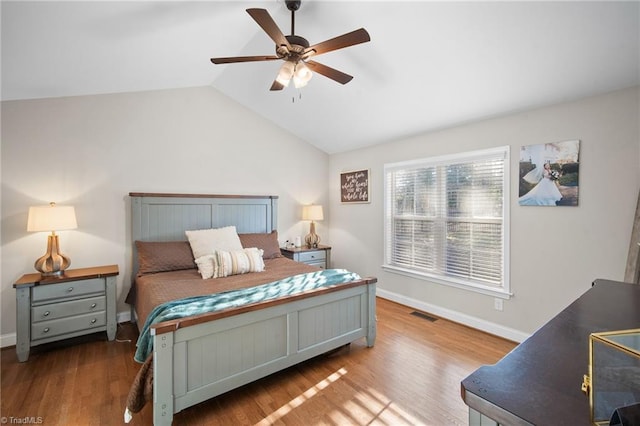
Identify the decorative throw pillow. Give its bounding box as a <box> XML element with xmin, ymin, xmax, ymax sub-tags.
<box><xmin>135</xmin><ymin>241</ymin><xmax>196</xmax><ymax>275</ymax></box>
<box><xmin>186</xmin><ymin>226</ymin><xmax>243</xmax><ymax>277</ymax></box>
<box><xmin>213</xmin><ymin>247</ymin><xmax>265</xmax><ymax>278</ymax></box>
<box><xmin>238</xmin><ymin>230</ymin><xmax>283</xmax><ymax>259</ymax></box>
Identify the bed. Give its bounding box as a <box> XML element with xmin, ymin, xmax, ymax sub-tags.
<box><xmin>125</xmin><ymin>193</ymin><xmax>377</xmax><ymax>425</ymax></box>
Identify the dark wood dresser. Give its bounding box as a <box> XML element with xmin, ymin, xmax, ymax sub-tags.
<box><xmin>461</xmin><ymin>279</ymin><xmax>640</xmax><ymax>425</ymax></box>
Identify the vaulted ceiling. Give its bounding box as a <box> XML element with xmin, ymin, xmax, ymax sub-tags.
<box><xmin>2</xmin><ymin>1</ymin><xmax>639</xmax><ymax>154</ymax></box>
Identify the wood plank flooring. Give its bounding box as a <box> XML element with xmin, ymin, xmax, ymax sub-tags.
<box><xmin>1</xmin><ymin>298</ymin><xmax>517</xmax><ymax>425</ymax></box>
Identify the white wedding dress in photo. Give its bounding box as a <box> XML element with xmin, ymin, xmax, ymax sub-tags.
<box><xmin>519</xmin><ymin>169</ymin><xmax>562</xmax><ymax>206</ymax></box>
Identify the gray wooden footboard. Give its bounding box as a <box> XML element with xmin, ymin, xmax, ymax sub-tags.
<box><xmin>152</xmin><ymin>280</ymin><xmax>376</xmax><ymax>425</ymax></box>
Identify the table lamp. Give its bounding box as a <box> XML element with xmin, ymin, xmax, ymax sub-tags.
<box><xmin>302</xmin><ymin>204</ymin><xmax>323</xmax><ymax>248</ymax></box>
<box><xmin>27</xmin><ymin>202</ymin><xmax>78</xmax><ymax>277</ymax></box>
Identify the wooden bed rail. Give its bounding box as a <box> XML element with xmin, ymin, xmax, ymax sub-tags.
<box><xmin>129</xmin><ymin>192</ymin><xmax>278</xmax><ymax>199</ymax></box>
<box><xmin>151</xmin><ymin>277</ymin><xmax>377</xmax><ymax>335</ymax></box>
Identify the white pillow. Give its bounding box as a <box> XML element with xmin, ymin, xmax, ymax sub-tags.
<box><xmin>214</xmin><ymin>248</ymin><xmax>265</xmax><ymax>278</ymax></box>
<box><xmin>186</xmin><ymin>226</ymin><xmax>243</xmax><ymax>259</ymax></box>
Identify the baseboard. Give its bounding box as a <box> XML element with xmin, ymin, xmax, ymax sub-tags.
<box><xmin>1</xmin><ymin>332</ymin><xmax>16</xmax><ymax>348</ymax></box>
<box><xmin>0</xmin><ymin>310</ymin><xmax>134</xmax><ymax>349</ymax></box>
<box><xmin>376</xmin><ymin>288</ymin><xmax>529</xmax><ymax>343</ymax></box>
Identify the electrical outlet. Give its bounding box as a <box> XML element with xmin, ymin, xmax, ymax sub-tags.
<box><xmin>494</xmin><ymin>298</ymin><xmax>504</xmax><ymax>311</ymax></box>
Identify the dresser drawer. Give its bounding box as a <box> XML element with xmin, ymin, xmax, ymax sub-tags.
<box><xmin>32</xmin><ymin>296</ymin><xmax>106</xmax><ymax>323</ymax></box>
<box><xmin>32</xmin><ymin>278</ymin><xmax>105</xmax><ymax>302</ymax></box>
<box><xmin>31</xmin><ymin>311</ymin><xmax>106</xmax><ymax>341</ymax></box>
<box><xmin>298</xmin><ymin>250</ymin><xmax>326</xmax><ymax>263</ymax></box>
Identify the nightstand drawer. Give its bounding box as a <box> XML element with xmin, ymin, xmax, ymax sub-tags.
<box><xmin>32</xmin><ymin>278</ymin><xmax>104</xmax><ymax>302</ymax></box>
<box><xmin>32</xmin><ymin>296</ymin><xmax>106</xmax><ymax>322</ymax></box>
<box><xmin>31</xmin><ymin>311</ymin><xmax>106</xmax><ymax>341</ymax></box>
<box><xmin>306</xmin><ymin>261</ymin><xmax>326</xmax><ymax>269</ymax></box>
<box><xmin>298</xmin><ymin>251</ymin><xmax>326</xmax><ymax>263</ymax></box>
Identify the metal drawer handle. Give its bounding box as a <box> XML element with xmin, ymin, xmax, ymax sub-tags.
<box><xmin>43</xmin><ymin>311</ymin><xmax>50</xmax><ymax>317</ymax></box>
<box><xmin>90</xmin><ymin>303</ymin><xmax>97</xmax><ymax>309</ymax></box>
<box><xmin>43</xmin><ymin>327</ymin><xmax>50</xmax><ymax>333</ymax></box>
<box><xmin>67</xmin><ymin>287</ymin><xmax>74</xmax><ymax>292</ymax></box>
<box><xmin>90</xmin><ymin>318</ymin><xmax>97</xmax><ymax>324</ymax></box>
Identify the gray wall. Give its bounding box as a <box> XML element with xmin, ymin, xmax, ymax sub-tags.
<box><xmin>329</xmin><ymin>87</ymin><xmax>639</xmax><ymax>340</ymax></box>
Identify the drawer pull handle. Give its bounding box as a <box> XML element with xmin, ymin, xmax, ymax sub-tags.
<box><xmin>43</xmin><ymin>327</ymin><xmax>50</xmax><ymax>333</ymax></box>
<box><xmin>90</xmin><ymin>303</ymin><xmax>97</xmax><ymax>309</ymax></box>
<box><xmin>43</xmin><ymin>311</ymin><xmax>50</xmax><ymax>317</ymax></box>
<box><xmin>90</xmin><ymin>318</ymin><xmax>97</xmax><ymax>324</ymax></box>
<box><xmin>67</xmin><ymin>287</ymin><xmax>74</xmax><ymax>292</ymax></box>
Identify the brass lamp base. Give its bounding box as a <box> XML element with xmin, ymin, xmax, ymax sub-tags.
<box><xmin>35</xmin><ymin>233</ymin><xmax>71</xmax><ymax>277</ymax></box>
<box><xmin>304</xmin><ymin>221</ymin><xmax>320</xmax><ymax>248</ymax></box>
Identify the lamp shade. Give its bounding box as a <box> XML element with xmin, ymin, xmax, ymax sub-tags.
<box><xmin>302</xmin><ymin>205</ymin><xmax>323</xmax><ymax>221</ymax></box>
<box><xmin>27</xmin><ymin>203</ymin><xmax>77</xmax><ymax>232</ymax></box>
<box><xmin>293</xmin><ymin>61</ymin><xmax>313</xmax><ymax>89</ymax></box>
<box><xmin>276</xmin><ymin>61</ymin><xmax>295</xmax><ymax>87</ymax></box>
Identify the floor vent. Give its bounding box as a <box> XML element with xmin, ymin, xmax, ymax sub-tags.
<box><xmin>410</xmin><ymin>311</ymin><xmax>438</xmax><ymax>322</ymax></box>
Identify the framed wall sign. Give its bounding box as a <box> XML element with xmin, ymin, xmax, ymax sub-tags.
<box><xmin>340</xmin><ymin>169</ymin><xmax>370</xmax><ymax>203</ymax></box>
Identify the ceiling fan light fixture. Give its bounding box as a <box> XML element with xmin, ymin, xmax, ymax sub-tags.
<box><xmin>209</xmin><ymin>2</ymin><xmax>370</xmax><ymax>91</ymax></box>
<box><xmin>276</xmin><ymin>61</ymin><xmax>295</xmax><ymax>87</ymax></box>
<box><xmin>293</xmin><ymin>61</ymin><xmax>313</xmax><ymax>88</ymax></box>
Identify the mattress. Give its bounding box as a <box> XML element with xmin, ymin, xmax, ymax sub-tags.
<box><xmin>133</xmin><ymin>257</ymin><xmax>319</xmax><ymax>328</ymax></box>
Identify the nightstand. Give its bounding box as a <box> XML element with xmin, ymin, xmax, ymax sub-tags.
<box><xmin>13</xmin><ymin>264</ymin><xmax>118</xmax><ymax>362</ymax></box>
<box><xmin>281</xmin><ymin>245</ymin><xmax>331</xmax><ymax>269</ymax></box>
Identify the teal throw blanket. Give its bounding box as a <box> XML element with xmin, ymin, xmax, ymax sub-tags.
<box><xmin>134</xmin><ymin>269</ymin><xmax>361</xmax><ymax>362</ymax></box>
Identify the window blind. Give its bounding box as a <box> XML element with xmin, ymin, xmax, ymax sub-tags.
<box><xmin>384</xmin><ymin>147</ymin><xmax>509</xmax><ymax>292</ymax></box>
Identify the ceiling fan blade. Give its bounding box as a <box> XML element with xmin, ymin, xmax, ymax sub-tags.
<box><xmin>210</xmin><ymin>55</ymin><xmax>280</xmax><ymax>64</ymax></box>
<box><xmin>246</xmin><ymin>8</ymin><xmax>291</xmax><ymax>50</ymax></box>
<box><xmin>304</xmin><ymin>28</ymin><xmax>370</xmax><ymax>57</ymax></box>
<box><xmin>306</xmin><ymin>60</ymin><xmax>353</xmax><ymax>85</ymax></box>
<box><xmin>270</xmin><ymin>80</ymin><xmax>286</xmax><ymax>91</ymax></box>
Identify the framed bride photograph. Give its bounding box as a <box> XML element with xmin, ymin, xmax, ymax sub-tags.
<box><xmin>519</xmin><ymin>140</ymin><xmax>580</xmax><ymax>206</ymax></box>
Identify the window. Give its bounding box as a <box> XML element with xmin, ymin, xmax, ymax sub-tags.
<box><xmin>383</xmin><ymin>146</ymin><xmax>510</xmax><ymax>298</ymax></box>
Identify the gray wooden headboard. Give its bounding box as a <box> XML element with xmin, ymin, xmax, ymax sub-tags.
<box><xmin>129</xmin><ymin>192</ymin><xmax>278</xmax><ymax>276</ymax></box>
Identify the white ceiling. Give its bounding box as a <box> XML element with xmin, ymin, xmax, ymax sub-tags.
<box><xmin>2</xmin><ymin>1</ymin><xmax>639</xmax><ymax>154</ymax></box>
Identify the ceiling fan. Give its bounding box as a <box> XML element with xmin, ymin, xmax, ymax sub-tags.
<box><xmin>210</xmin><ymin>0</ymin><xmax>370</xmax><ymax>91</ymax></box>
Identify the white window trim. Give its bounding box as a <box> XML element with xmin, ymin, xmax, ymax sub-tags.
<box><xmin>383</xmin><ymin>146</ymin><xmax>511</xmax><ymax>299</ymax></box>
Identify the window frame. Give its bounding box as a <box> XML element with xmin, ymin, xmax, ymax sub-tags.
<box><xmin>383</xmin><ymin>146</ymin><xmax>511</xmax><ymax>299</ymax></box>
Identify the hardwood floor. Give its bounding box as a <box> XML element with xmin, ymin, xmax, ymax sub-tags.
<box><xmin>1</xmin><ymin>298</ymin><xmax>516</xmax><ymax>425</ymax></box>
